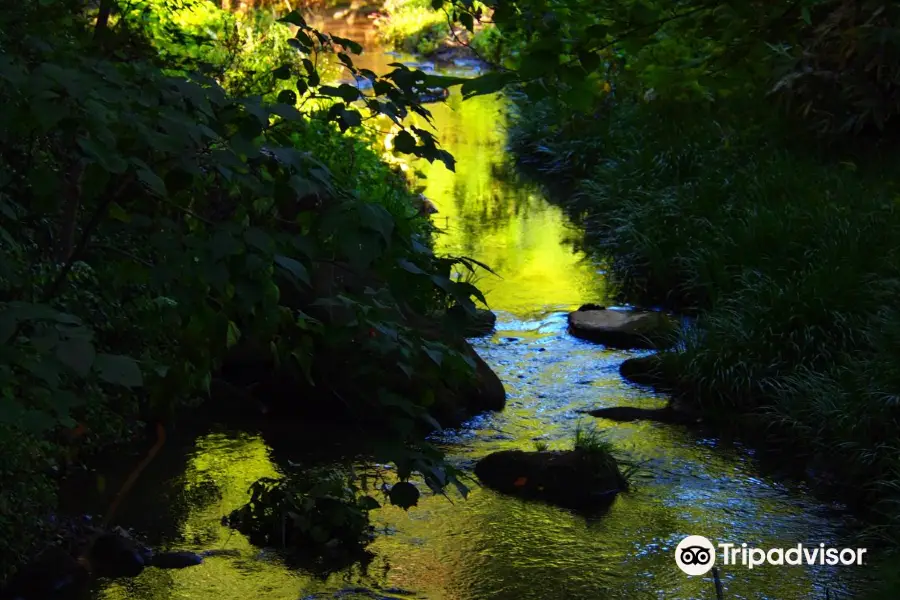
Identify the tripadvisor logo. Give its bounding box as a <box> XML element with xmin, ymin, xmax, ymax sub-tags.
<box><xmin>675</xmin><ymin>535</ymin><xmax>716</xmax><ymax>575</ymax></box>
<box><xmin>674</xmin><ymin>535</ymin><xmax>868</xmax><ymax>575</ymax></box>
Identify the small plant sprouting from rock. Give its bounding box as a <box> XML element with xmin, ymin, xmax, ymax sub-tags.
<box><xmin>573</xmin><ymin>419</ymin><xmax>615</xmax><ymax>456</ymax></box>
<box><xmin>224</xmin><ymin>467</ymin><xmax>378</xmax><ymax>571</ymax></box>
<box><xmin>533</xmin><ymin>440</ymin><xmax>549</xmax><ymax>452</ymax></box>
<box><xmin>573</xmin><ymin>420</ymin><xmax>645</xmax><ymax>489</ymax></box>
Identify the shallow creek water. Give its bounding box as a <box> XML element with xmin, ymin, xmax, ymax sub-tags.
<box><xmin>65</xmin><ymin>11</ymin><xmax>872</xmax><ymax>600</ymax></box>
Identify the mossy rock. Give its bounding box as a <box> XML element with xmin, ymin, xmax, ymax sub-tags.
<box><xmin>567</xmin><ymin>307</ymin><xmax>676</xmax><ymax>350</ymax></box>
<box><xmin>474</xmin><ymin>449</ymin><xmax>627</xmax><ymax>510</ymax></box>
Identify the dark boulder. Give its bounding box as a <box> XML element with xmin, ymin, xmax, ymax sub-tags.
<box><xmin>442</xmin><ymin>306</ymin><xmax>497</xmax><ymax>337</ymax></box>
<box><xmin>567</xmin><ymin>308</ymin><xmax>676</xmax><ymax>349</ymax></box>
<box><xmin>430</xmin><ymin>340</ymin><xmax>506</xmax><ymax>427</ymax></box>
<box><xmin>474</xmin><ymin>449</ymin><xmax>627</xmax><ymax>510</ymax></box>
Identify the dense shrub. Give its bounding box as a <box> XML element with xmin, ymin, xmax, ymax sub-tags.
<box><xmin>0</xmin><ymin>0</ymin><xmax>478</xmax><ymax>578</ymax></box>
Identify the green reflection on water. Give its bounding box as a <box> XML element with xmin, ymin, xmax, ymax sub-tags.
<box><xmin>409</xmin><ymin>92</ymin><xmax>607</xmax><ymax>317</ymax></box>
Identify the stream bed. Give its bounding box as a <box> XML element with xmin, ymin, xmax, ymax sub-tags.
<box><xmin>62</xmin><ymin>11</ymin><xmax>872</xmax><ymax>600</ymax></box>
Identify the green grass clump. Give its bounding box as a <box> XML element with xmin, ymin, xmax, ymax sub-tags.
<box><xmin>573</xmin><ymin>419</ymin><xmax>615</xmax><ymax>457</ymax></box>
<box><xmin>374</xmin><ymin>0</ymin><xmax>450</xmax><ymax>55</ymax></box>
<box><xmin>509</xmin><ymin>95</ymin><xmax>900</xmax><ymax>535</ymax></box>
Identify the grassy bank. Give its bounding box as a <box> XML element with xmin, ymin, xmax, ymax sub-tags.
<box><xmin>0</xmin><ymin>0</ymin><xmax>483</xmax><ymax>580</ymax></box>
<box><xmin>373</xmin><ymin>0</ymin><xmax>503</xmax><ymax>60</ymax></box>
<box><xmin>508</xmin><ymin>93</ymin><xmax>900</xmax><ymax>535</ymax></box>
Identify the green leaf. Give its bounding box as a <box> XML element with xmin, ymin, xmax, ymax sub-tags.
<box><xmin>389</xmin><ymin>481</ymin><xmax>420</xmax><ymax>509</ymax></box>
<box><xmin>460</xmin><ymin>71</ymin><xmax>519</xmax><ymax>98</ymax></box>
<box><xmin>331</xmin><ymin>36</ymin><xmax>363</xmax><ymax>55</ymax></box>
<box><xmin>393</xmin><ymin>130</ymin><xmax>417</xmax><ymax>153</ymax></box>
<box><xmin>423</xmin><ymin>346</ymin><xmax>443</xmax><ymax>366</ymax></box>
<box><xmin>210</xmin><ymin>229</ymin><xmax>241</xmax><ymax>260</ymax></box>
<box><xmin>56</xmin><ymin>338</ymin><xmax>96</xmax><ymax>377</ymax></box>
<box><xmin>431</xmin><ymin>0</ymin><xmax>443</xmax><ymax>8</ymax></box>
<box><xmin>94</xmin><ymin>353</ymin><xmax>143</xmax><ymax>388</ymax></box>
<box><xmin>296</xmin><ymin>78</ymin><xmax>309</xmax><ymax>96</ymax></box>
<box><xmin>341</xmin><ymin>109</ymin><xmax>362</xmax><ymax>128</ymax></box>
<box><xmin>295</xmin><ymin>29</ymin><xmax>314</xmax><ymax>48</ymax></box>
<box><xmin>227</xmin><ymin>321</ymin><xmax>241</xmax><ymax>349</ymax></box>
<box><xmin>136</xmin><ymin>168</ymin><xmax>167</xmax><ymax>197</ymax></box>
<box><xmin>274</xmin><ymin>254</ymin><xmax>310</xmax><ymax>286</ymax></box>
<box><xmin>359</xmin><ymin>496</ymin><xmax>381</xmax><ymax>510</ymax></box>
<box><xmin>77</xmin><ymin>136</ymin><xmax>127</xmax><ymax>173</ymax></box>
<box><xmin>278</xmin><ymin>10</ymin><xmax>307</xmax><ymax>28</ymax></box>
<box><xmin>397</xmin><ymin>258</ymin><xmax>426</xmax><ymax>274</ymax></box>
<box><xmin>519</xmin><ymin>50</ymin><xmax>558</xmax><ymax>79</ymax></box>
<box><xmin>422</xmin><ymin>74</ymin><xmax>467</xmax><ymax>89</ymax></box>
<box><xmin>460</xmin><ymin>11</ymin><xmax>474</xmax><ymax>32</ymax></box>
<box><xmin>287</xmin><ymin>37</ymin><xmax>309</xmax><ymax>52</ymax></box>
<box><xmin>108</xmin><ymin>202</ymin><xmax>130</xmax><ymax>223</ymax></box>
<box><xmin>244</xmin><ymin>227</ymin><xmax>273</xmax><ymax>253</ymax></box>
<box><xmin>358</xmin><ymin>203</ymin><xmax>393</xmax><ymax>243</ymax></box>
<box><xmin>277</xmin><ymin>89</ymin><xmax>297</xmax><ymax>105</ymax></box>
<box><xmin>272</xmin><ymin>65</ymin><xmax>292</xmax><ymax>80</ymax></box>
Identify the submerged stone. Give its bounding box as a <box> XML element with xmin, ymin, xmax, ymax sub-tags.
<box><xmin>567</xmin><ymin>308</ymin><xmax>675</xmax><ymax>349</ymax></box>
<box><xmin>586</xmin><ymin>405</ymin><xmax>702</xmax><ymax>426</ymax></box>
<box><xmin>474</xmin><ymin>449</ymin><xmax>627</xmax><ymax>510</ymax></box>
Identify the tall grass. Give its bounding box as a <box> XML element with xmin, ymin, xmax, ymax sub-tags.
<box><xmin>509</xmin><ymin>96</ymin><xmax>900</xmax><ymax>537</ymax></box>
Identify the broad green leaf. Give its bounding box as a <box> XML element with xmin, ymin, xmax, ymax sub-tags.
<box><xmin>278</xmin><ymin>10</ymin><xmax>307</xmax><ymax>28</ymax></box>
<box><xmin>460</xmin><ymin>71</ymin><xmax>519</xmax><ymax>98</ymax></box>
<box><xmin>272</xmin><ymin>65</ymin><xmax>292</xmax><ymax>80</ymax></box>
<box><xmin>136</xmin><ymin>168</ymin><xmax>167</xmax><ymax>197</ymax></box>
<box><xmin>423</xmin><ymin>346</ymin><xmax>443</xmax><ymax>366</ymax></box>
<box><xmin>277</xmin><ymin>89</ymin><xmax>297</xmax><ymax>105</ymax></box>
<box><xmin>460</xmin><ymin>11</ymin><xmax>474</xmax><ymax>32</ymax></box>
<box><xmin>56</xmin><ymin>337</ymin><xmax>96</xmax><ymax>377</ymax></box>
<box><xmin>388</xmin><ymin>481</ymin><xmax>420</xmax><ymax>509</ymax></box>
<box><xmin>244</xmin><ymin>227</ymin><xmax>273</xmax><ymax>253</ymax></box>
<box><xmin>77</xmin><ymin>136</ymin><xmax>127</xmax><ymax>173</ymax></box>
<box><xmin>397</xmin><ymin>258</ymin><xmax>426</xmax><ymax>274</ymax></box>
<box><xmin>94</xmin><ymin>353</ymin><xmax>143</xmax><ymax>388</ymax></box>
<box><xmin>393</xmin><ymin>130</ymin><xmax>417</xmax><ymax>154</ymax></box>
<box><xmin>274</xmin><ymin>254</ymin><xmax>310</xmax><ymax>286</ymax></box>
<box><xmin>358</xmin><ymin>203</ymin><xmax>394</xmax><ymax>243</ymax></box>
<box><xmin>341</xmin><ymin>108</ymin><xmax>362</xmax><ymax>128</ymax></box>
<box><xmin>330</xmin><ymin>36</ymin><xmax>363</xmax><ymax>55</ymax></box>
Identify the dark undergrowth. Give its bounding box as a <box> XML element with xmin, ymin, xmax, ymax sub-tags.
<box><xmin>0</xmin><ymin>0</ymin><xmax>485</xmax><ymax>581</ymax></box>
<box><xmin>508</xmin><ymin>94</ymin><xmax>900</xmax><ymax>589</ymax></box>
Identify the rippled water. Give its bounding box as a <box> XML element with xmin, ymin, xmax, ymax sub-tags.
<box><xmin>72</xmin><ymin>10</ymin><xmax>872</xmax><ymax>600</ymax></box>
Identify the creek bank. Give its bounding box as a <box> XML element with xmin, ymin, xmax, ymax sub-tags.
<box><xmin>474</xmin><ymin>449</ymin><xmax>628</xmax><ymax>510</ymax></box>
<box><xmin>214</xmin><ymin>257</ymin><xmax>506</xmax><ymax>430</ymax></box>
<box><xmin>567</xmin><ymin>305</ymin><xmax>676</xmax><ymax>350</ymax></box>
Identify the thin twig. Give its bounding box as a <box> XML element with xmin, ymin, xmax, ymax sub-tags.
<box><xmin>713</xmin><ymin>566</ymin><xmax>725</xmax><ymax>599</ymax></box>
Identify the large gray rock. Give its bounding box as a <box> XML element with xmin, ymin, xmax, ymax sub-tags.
<box><xmin>567</xmin><ymin>308</ymin><xmax>675</xmax><ymax>349</ymax></box>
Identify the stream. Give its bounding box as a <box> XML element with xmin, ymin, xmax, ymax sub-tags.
<box><xmin>61</xmin><ymin>10</ymin><xmax>871</xmax><ymax>600</ymax></box>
